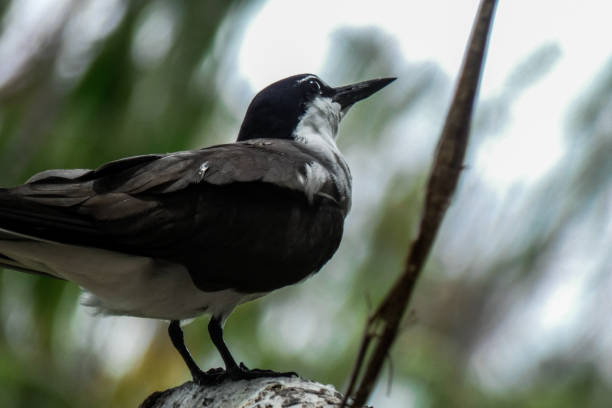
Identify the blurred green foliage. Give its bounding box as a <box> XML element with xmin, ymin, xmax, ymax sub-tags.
<box><xmin>0</xmin><ymin>1</ymin><xmax>611</xmax><ymax>408</ymax></box>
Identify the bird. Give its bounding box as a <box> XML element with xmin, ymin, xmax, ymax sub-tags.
<box><xmin>0</xmin><ymin>73</ymin><xmax>395</xmax><ymax>383</ymax></box>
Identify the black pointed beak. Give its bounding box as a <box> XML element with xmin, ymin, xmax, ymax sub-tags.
<box><xmin>332</xmin><ymin>77</ymin><xmax>396</xmax><ymax>110</ymax></box>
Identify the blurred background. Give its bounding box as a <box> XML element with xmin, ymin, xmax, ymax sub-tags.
<box><xmin>0</xmin><ymin>0</ymin><xmax>610</xmax><ymax>407</ymax></box>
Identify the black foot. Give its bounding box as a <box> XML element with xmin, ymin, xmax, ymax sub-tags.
<box><xmin>228</xmin><ymin>362</ymin><xmax>299</xmax><ymax>381</ymax></box>
<box><xmin>191</xmin><ymin>367</ymin><xmax>227</xmax><ymax>385</ymax></box>
<box><xmin>192</xmin><ymin>363</ymin><xmax>298</xmax><ymax>384</ymax></box>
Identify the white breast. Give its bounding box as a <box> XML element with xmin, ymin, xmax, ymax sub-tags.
<box><xmin>291</xmin><ymin>96</ymin><xmax>352</xmax><ymax>212</ymax></box>
<box><xmin>293</xmin><ymin>96</ymin><xmax>343</xmax><ymax>152</ymax></box>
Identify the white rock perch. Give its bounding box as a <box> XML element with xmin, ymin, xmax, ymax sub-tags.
<box><xmin>139</xmin><ymin>376</ymin><xmax>358</xmax><ymax>408</ymax></box>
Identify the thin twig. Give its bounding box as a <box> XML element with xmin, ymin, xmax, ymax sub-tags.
<box><xmin>340</xmin><ymin>323</ymin><xmax>374</xmax><ymax>408</ymax></box>
<box><xmin>385</xmin><ymin>350</ymin><xmax>394</xmax><ymax>396</ymax></box>
<box><xmin>344</xmin><ymin>1</ymin><xmax>498</xmax><ymax>406</ymax></box>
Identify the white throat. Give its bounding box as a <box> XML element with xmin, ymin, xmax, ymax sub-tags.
<box><xmin>293</xmin><ymin>97</ymin><xmax>343</xmax><ymax>150</ymax></box>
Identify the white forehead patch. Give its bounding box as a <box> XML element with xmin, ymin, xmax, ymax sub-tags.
<box><xmin>296</xmin><ymin>75</ymin><xmax>318</xmax><ymax>84</ymax></box>
<box><xmin>293</xmin><ymin>96</ymin><xmax>343</xmax><ymax>151</ymax></box>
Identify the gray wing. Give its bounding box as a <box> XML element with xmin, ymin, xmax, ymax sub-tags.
<box><xmin>0</xmin><ymin>140</ymin><xmax>347</xmax><ymax>292</ymax></box>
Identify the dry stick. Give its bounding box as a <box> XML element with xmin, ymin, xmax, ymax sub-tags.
<box><xmin>343</xmin><ymin>326</ymin><xmax>373</xmax><ymax>404</ymax></box>
<box><xmin>344</xmin><ymin>1</ymin><xmax>498</xmax><ymax>406</ymax></box>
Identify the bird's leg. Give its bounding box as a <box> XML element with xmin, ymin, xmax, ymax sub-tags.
<box><xmin>208</xmin><ymin>316</ymin><xmax>298</xmax><ymax>380</ymax></box>
<box><xmin>168</xmin><ymin>320</ymin><xmax>223</xmax><ymax>384</ymax></box>
<box><xmin>207</xmin><ymin>316</ymin><xmax>239</xmax><ymax>373</ymax></box>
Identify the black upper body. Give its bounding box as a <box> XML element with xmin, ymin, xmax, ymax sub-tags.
<box><xmin>0</xmin><ymin>74</ymin><xmax>394</xmax><ymax>294</ymax></box>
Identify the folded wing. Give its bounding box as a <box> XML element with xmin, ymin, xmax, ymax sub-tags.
<box><xmin>0</xmin><ymin>140</ymin><xmax>348</xmax><ymax>293</ymax></box>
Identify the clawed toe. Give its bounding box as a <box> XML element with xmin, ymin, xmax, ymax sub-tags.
<box><xmin>192</xmin><ymin>367</ymin><xmax>226</xmax><ymax>385</ymax></box>
<box><xmin>229</xmin><ymin>363</ymin><xmax>298</xmax><ymax>380</ymax></box>
<box><xmin>192</xmin><ymin>364</ymin><xmax>298</xmax><ymax>384</ymax></box>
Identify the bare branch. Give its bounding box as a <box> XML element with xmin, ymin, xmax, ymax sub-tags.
<box><xmin>344</xmin><ymin>1</ymin><xmax>498</xmax><ymax>405</ymax></box>
<box><xmin>341</xmin><ymin>323</ymin><xmax>375</xmax><ymax>407</ymax></box>
<box><xmin>140</xmin><ymin>377</ymin><xmax>350</xmax><ymax>408</ymax></box>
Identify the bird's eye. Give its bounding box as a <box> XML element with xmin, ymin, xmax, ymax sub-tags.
<box><xmin>308</xmin><ymin>79</ymin><xmax>321</xmax><ymax>92</ymax></box>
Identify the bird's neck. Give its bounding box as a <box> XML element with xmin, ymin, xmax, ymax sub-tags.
<box><xmin>292</xmin><ymin>97</ymin><xmax>343</xmax><ymax>152</ymax></box>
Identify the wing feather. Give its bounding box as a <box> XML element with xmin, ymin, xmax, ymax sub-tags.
<box><xmin>0</xmin><ymin>140</ymin><xmax>348</xmax><ymax>292</ymax></box>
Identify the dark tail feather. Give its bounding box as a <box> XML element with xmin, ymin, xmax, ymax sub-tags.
<box><xmin>0</xmin><ymin>187</ymin><xmax>101</xmax><ymax>246</ymax></box>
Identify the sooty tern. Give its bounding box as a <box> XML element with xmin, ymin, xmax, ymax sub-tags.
<box><xmin>0</xmin><ymin>74</ymin><xmax>395</xmax><ymax>383</ymax></box>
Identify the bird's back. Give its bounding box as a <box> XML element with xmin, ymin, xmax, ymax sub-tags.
<box><xmin>0</xmin><ymin>140</ymin><xmax>350</xmax><ymax>305</ymax></box>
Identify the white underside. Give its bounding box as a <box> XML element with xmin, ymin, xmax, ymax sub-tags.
<box><xmin>0</xmin><ymin>232</ymin><xmax>263</xmax><ymax>321</ymax></box>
